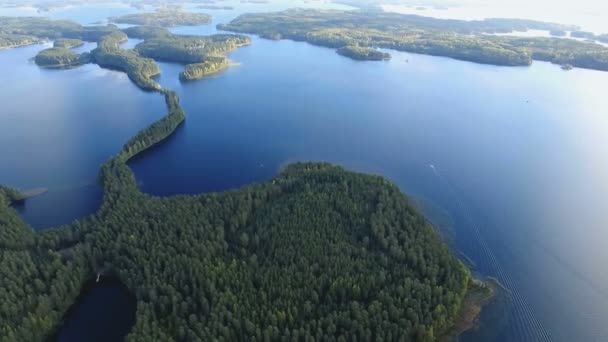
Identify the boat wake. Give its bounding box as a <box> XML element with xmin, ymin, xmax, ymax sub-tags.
<box><xmin>429</xmin><ymin>163</ymin><xmax>552</xmax><ymax>342</ymax></box>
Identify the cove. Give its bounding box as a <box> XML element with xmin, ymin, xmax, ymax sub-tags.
<box><xmin>129</xmin><ymin>36</ymin><xmax>608</xmax><ymax>341</ymax></box>
<box><xmin>48</xmin><ymin>277</ymin><xmax>136</xmax><ymax>342</ymax></box>
<box><xmin>0</xmin><ymin>43</ymin><xmax>166</xmax><ymax>229</ymax></box>
<box><xmin>0</xmin><ymin>2</ymin><xmax>607</xmax><ymax>341</ymax></box>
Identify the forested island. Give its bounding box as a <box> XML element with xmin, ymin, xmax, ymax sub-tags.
<box><xmin>219</xmin><ymin>9</ymin><xmax>608</xmax><ymax>71</ymax></box>
<box><xmin>179</xmin><ymin>56</ymin><xmax>231</xmax><ymax>81</ymax></box>
<box><xmin>0</xmin><ymin>11</ymin><xmax>490</xmax><ymax>342</ymax></box>
<box><xmin>109</xmin><ymin>8</ymin><xmax>212</xmax><ymax>27</ymax></box>
<box><xmin>134</xmin><ymin>33</ymin><xmax>251</xmax><ymax>64</ymax></box>
<box><xmin>337</xmin><ymin>45</ymin><xmax>391</xmax><ymax>61</ymax></box>
<box><xmin>0</xmin><ymin>16</ymin><xmax>249</xmax><ymax>87</ymax></box>
<box><xmin>34</xmin><ymin>47</ymin><xmax>89</xmax><ymax>68</ymax></box>
<box><xmin>53</xmin><ymin>37</ymin><xmax>84</xmax><ymax>49</ymax></box>
<box><xmin>197</xmin><ymin>4</ymin><xmax>234</xmax><ymax>10</ymax></box>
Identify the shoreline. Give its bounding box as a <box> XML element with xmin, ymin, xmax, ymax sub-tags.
<box><xmin>445</xmin><ymin>277</ymin><xmax>497</xmax><ymax>340</ymax></box>
<box><xmin>1</xmin><ymin>18</ymin><xmax>483</xmax><ymax>340</ymax></box>
<box><xmin>13</xmin><ymin>187</ymin><xmax>48</xmax><ymax>201</ymax></box>
<box><xmin>0</xmin><ymin>40</ymin><xmax>47</xmax><ymax>50</ymax></box>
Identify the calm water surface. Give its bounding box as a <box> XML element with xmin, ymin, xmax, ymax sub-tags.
<box><xmin>50</xmin><ymin>278</ymin><xmax>136</xmax><ymax>342</ymax></box>
<box><xmin>131</xmin><ymin>38</ymin><xmax>608</xmax><ymax>342</ymax></box>
<box><xmin>0</xmin><ymin>3</ymin><xmax>607</xmax><ymax>341</ymax></box>
<box><xmin>0</xmin><ymin>43</ymin><xmax>165</xmax><ymax>228</ymax></box>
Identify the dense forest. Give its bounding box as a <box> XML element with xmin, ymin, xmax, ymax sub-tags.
<box><xmin>90</xmin><ymin>30</ymin><xmax>162</xmax><ymax>90</ymax></box>
<box><xmin>0</xmin><ymin>33</ymin><xmax>43</xmax><ymax>49</ymax></box>
<box><xmin>0</xmin><ymin>11</ymin><xmax>477</xmax><ymax>342</ymax></box>
<box><xmin>1</xmin><ymin>48</ymin><xmax>473</xmax><ymax>338</ymax></box>
<box><xmin>179</xmin><ymin>56</ymin><xmax>231</xmax><ymax>81</ymax></box>
<box><xmin>53</xmin><ymin>38</ymin><xmax>84</xmax><ymax>49</ymax></box>
<box><xmin>1</xmin><ymin>158</ymin><xmax>472</xmax><ymax>341</ymax></box>
<box><xmin>134</xmin><ymin>33</ymin><xmax>251</xmax><ymax>64</ymax></box>
<box><xmin>336</xmin><ymin>45</ymin><xmax>391</xmax><ymax>61</ymax></box>
<box><xmin>0</xmin><ymin>17</ymin><xmax>250</xmax><ymax>87</ymax></box>
<box><xmin>34</xmin><ymin>47</ymin><xmax>89</xmax><ymax>68</ymax></box>
<box><xmin>219</xmin><ymin>9</ymin><xmax>608</xmax><ymax>71</ymax></box>
<box><xmin>109</xmin><ymin>8</ymin><xmax>212</xmax><ymax>27</ymax></box>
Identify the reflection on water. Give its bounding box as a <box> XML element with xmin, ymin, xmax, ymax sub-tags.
<box><xmin>0</xmin><ymin>44</ymin><xmax>166</xmax><ymax>229</ymax></box>
<box><xmin>0</xmin><ymin>2</ymin><xmax>607</xmax><ymax>341</ymax></box>
<box><xmin>129</xmin><ymin>37</ymin><xmax>608</xmax><ymax>341</ymax></box>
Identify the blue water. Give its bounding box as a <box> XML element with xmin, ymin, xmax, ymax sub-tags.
<box><xmin>50</xmin><ymin>278</ymin><xmax>136</xmax><ymax>342</ymax></box>
<box><xmin>130</xmin><ymin>38</ymin><xmax>608</xmax><ymax>341</ymax></box>
<box><xmin>1</xmin><ymin>2</ymin><xmax>607</xmax><ymax>342</ymax></box>
<box><xmin>0</xmin><ymin>43</ymin><xmax>165</xmax><ymax>228</ymax></box>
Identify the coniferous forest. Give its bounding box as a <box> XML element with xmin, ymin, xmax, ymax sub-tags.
<box><xmin>0</xmin><ymin>13</ymin><xmax>473</xmax><ymax>342</ymax></box>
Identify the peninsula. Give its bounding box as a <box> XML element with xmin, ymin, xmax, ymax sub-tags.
<box><xmin>0</xmin><ymin>12</ymin><xmax>484</xmax><ymax>342</ymax></box>
<box><xmin>219</xmin><ymin>9</ymin><xmax>608</xmax><ymax>71</ymax></box>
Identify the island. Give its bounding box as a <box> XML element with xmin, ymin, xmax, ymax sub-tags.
<box><xmin>197</xmin><ymin>4</ymin><xmax>234</xmax><ymax>10</ymax></box>
<box><xmin>133</xmin><ymin>32</ymin><xmax>250</xmax><ymax>79</ymax></box>
<box><xmin>134</xmin><ymin>33</ymin><xmax>251</xmax><ymax>64</ymax></box>
<box><xmin>0</xmin><ymin>13</ymin><xmax>489</xmax><ymax>342</ymax></box>
<box><xmin>561</xmin><ymin>63</ymin><xmax>573</xmax><ymax>70</ymax></box>
<box><xmin>179</xmin><ymin>56</ymin><xmax>231</xmax><ymax>81</ymax></box>
<box><xmin>549</xmin><ymin>29</ymin><xmax>567</xmax><ymax>37</ymax></box>
<box><xmin>337</xmin><ymin>45</ymin><xmax>391</xmax><ymax>61</ymax></box>
<box><xmin>219</xmin><ymin>9</ymin><xmax>608</xmax><ymax>71</ymax></box>
<box><xmin>597</xmin><ymin>34</ymin><xmax>608</xmax><ymax>44</ymax></box>
<box><xmin>109</xmin><ymin>8</ymin><xmax>212</xmax><ymax>27</ymax></box>
<box><xmin>570</xmin><ymin>30</ymin><xmax>595</xmax><ymax>39</ymax></box>
<box><xmin>34</xmin><ymin>47</ymin><xmax>89</xmax><ymax>68</ymax></box>
<box><xmin>122</xmin><ymin>25</ymin><xmax>172</xmax><ymax>39</ymax></box>
<box><xmin>53</xmin><ymin>37</ymin><xmax>84</xmax><ymax>49</ymax></box>
<box><xmin>0</xmin><ymin>16</ymin><xmax>249</xmax><ymax>88</ymax></box>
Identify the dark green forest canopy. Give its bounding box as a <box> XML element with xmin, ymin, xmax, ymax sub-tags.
<box><xmin>53</xmin><ymin>38</ymin><xmax>84</xmax><ymax>49</ymax></box>
<box><xmin>0</xmin><ymin>33</ymin><xmax>44</xmax><ymax>48</ymax></box>
<box><xmin>337</xmin><ymin>45</ymin><xmax>391</xmax><ymax>61</ymax></box>
<box><xmin>134</xmin><ymin>33</ymin><xmax>251</xmax><ymax>64</ymax></box>
<box><xmin>34</xmin><ymin>47</ymin><xmax>89</xmax><ymax>68</ymax></box>
<box><xmin>0</xmin><ymin>17</ymin><xmax>249</xmax><ymax>89</ymax></box>
<box><xmin>1</xmin><ymin>11</ymin><xmax>471</xmax><ymax>342</ymax></box>
<box><xmin>0</xmin><ymin>160</ymin><xmax>470</xmax><ymax>341</ymax></box>
<box><xmin>179</xmin><ymin>56</ymin><xmax>231</xmax><ymax>81</ymax></box>
<box><xmin>219</xmin><ymin>9</ymin><xmax>608</xmax><ymax>71</ymax></box>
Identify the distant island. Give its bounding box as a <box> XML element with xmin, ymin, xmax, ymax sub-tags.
<box><xmin>109</xmin><ymin>8</ymin><xmax>212</xmax><ymax>27</ymax></box>
<box><xmin>0</xmin><ymin>17</ymin><xmax>250</xmax><ymax>87</ymax></box>
<box><xmin>197</xmin><ymin>4</ymin><xmax>234</xmax><ymax>10</ymax></box>
<box><xmin>0</xmin><ymin>12</ymin><xmax>485</xmax><ymax>342</ymax></box>
<box><xmin>53</xmin><ymin>37</ymin><xmax>84</xmax><ymax>49</ymax></box>
<box><xmin>219</xmin><ymin>9</ymin><xmax>608</xmax><ymax>71</ymax></box>
<box><xmin>337</xmin><ymin>45</ymin><xmax>391</xmax><ymax>61</ymax></box>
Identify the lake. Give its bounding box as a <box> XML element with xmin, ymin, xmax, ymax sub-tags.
<box><xmin>48</xmin><ymin>277</ymin><xmax>136</xmax><ymax>342</ymax></box>
<box><xmin>129</xmin><ymin>37</ymin><xmax>608</xmax><ymax>342</ymax></box>
<box><xmin>1</xmin><ymin>2</ymin><xmax>608</xmax><ymax>342</ymax></box>
<box><xmin>0</xmin><ymin>43</ymin><xmax>166</xmax><ymax>228</ymax></box>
